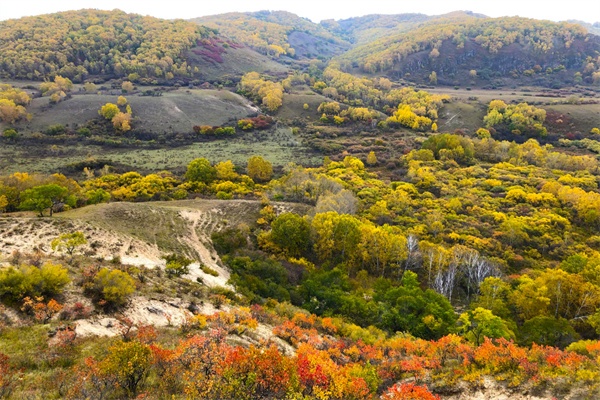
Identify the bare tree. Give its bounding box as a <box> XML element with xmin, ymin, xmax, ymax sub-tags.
<box><xmin>462</xmin><ymin>249</ymin><xmax>498</xmax><ymax>300</ymax></box>
<box><xmin>404</xmin><ymin>234</ymin><xmax>421</xmax><ymax>272</ymax></box>
<box><xmin>433</xmin><ymin>262</ymin><xmax>458</xmax><ymax>302</ymax></box>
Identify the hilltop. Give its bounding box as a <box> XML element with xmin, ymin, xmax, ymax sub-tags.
<box><xmin>337</xmin><ymin>16</ymin><xmax>600</xmax><ymax>87</ymax></box>
<box><xmin>1</xmin><ymin>9</ymin><xmax>599</xmax><ymax>88</ymax></box>
<box><xmin>193</xmin><ymin>11</ymin><xmax>350</xmax><ymax>60</ymax></box>
<box><xmin>321</xmin><ymin>11</ymin><xmax>486</xmax><ymax>45</ymax></box>
<box><xmin>0</xmin><ymin>9</ymin><xmax>286</xmax><ymax>84</ymax></box>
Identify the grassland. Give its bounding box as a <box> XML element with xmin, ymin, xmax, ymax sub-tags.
<box><xmin>276</xmin><ymin>88</ymin><xmax>336</xmax><ymax>121</ymax></box>
<box><xmin>187</xmin><ymin>45</ymin><xmax>289</xmax><ymax>81</ymax></box>
<box><xmin>430</xmin><ymin>86</ymin><xmax>600</xmax><ymax>136</ymax></box>
<box><xmin>0</xmin><ymin>83</ymin><xmax>323</xmax><ymax>175</ymax></box>
<box><xmin>1</xmin><ymin>78</ymin><xmax>598</xmax><ymax>177</ymax></box>
<box><xmin>0</xmin><ymin>125</ymin><xmax>321</xmax><ymax>175</ymax></box>
<box><xmin>4</xmin><ymin>87</ymin><xmax>256</xmax><ymax>135</ymax></box>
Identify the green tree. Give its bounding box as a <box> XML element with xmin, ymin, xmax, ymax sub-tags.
<box><xmin>247</xmin><ymin>156</ymin><xmax>273</xmax><ymax>183</ymax></box>
<box><xmin>86</xmin><ymin>188</ymin><xmax>110</xmax><ymax>204</ymax></box>
<box><xmin>270</xmin><ymin>213</ymin><xmax>311</xmax><ymax>257</ymax></box>
<box><xmin>2</xmin><ymin>129</ymin><xmax>18</xmax><ymax>140</ymax></box>
<box><xmin>51</xmin><ymin>232</ymin><xmax>87</xmax><ymax>256</ymax></box>
<box><xmin>421</xmin><ymin>133</ymin><xmax>475</xmax><ymax>164</ymax></box>
<box><xmin>163</xmin><ymin>254</ymin><xmax>193</xmax><ymax>277</ymax></box>
<box><xmin>19</xmin><ymin>184</ymin><xmax>68</xmax><ymax>216</ymax></box>
<box><xmin>458</xmin><ymin>307</ymin><xmax>515</xmax><ymax>345</ymax></box>
<box><xmin>375</xmin><ymin>271</ymin><xmax>457</xmax><ymax>339</ymax></box>
<box><xmin>299</xmin><ymin>267</ymin><xmax>353</xmax><ymax>316</ymax></box>
<box><xmin>519</xmin><ymin>316</ymin><xmax>578</xmax><ymax>348</ymax></box>
<box><xmin>185</xmin><ymin>158</ymin><xmax>217</xmax><ymax>184</ymax></box>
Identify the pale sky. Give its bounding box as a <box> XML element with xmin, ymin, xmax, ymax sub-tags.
<box><xmin>0</xmin><ymin>0</ymin><xmax>598</xmax><ymax>23</ymax></box>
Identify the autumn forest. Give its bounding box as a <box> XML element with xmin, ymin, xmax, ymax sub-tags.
<box><xmin>1</xmin><ymin>6</ymin><xmax>600</xmax><ymax>400</ymax></box>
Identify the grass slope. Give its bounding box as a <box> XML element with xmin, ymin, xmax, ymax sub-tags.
<box><xmin>187</xmin><ymin>42</ymin><xmax>289</xmax><ymax>81</ymax></box>
<box><xmin>5</xmin><ymin>88</ymin><xmax>254</xmax><ymax>135</ymax></box>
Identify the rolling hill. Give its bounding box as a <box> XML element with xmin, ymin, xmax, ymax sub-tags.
<box><xmin>2</xmin><ymin>9</ymin><xmax>598</xmax><ymax>88</ymax></box>
<box><xmin>0</xmin><ymin>9</ymin><xmax>286</xmax><ymax>84</ymax></box>
<box><xmin>336</xmin><ymin>16</ymin><xmax>600</xmax><ymax>86</ymax></box>
<box><xmin>321</xmin><ymin>11</ymin><xmax>486</xmax><ymax>45</ymax></box>
<box><xmin>0</xmin><ymin>9</ymin><xmax>211</xmax><ymax>82</ymax></box>
<box><xmin>192</xmin><ymin>11</ymin><xmax>350</xmax><ymax>59</ymax></box>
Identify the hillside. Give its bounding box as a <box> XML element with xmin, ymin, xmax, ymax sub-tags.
<box><xmin>321</xmin><ymin>11</ymin><xmax>486</xmax><ymax>45</ymax></box>
<box><xmin>570</xmin><ymin>20</ymin><xmax>600</xmax><ymax>36</ymax></box>
<box><xmin>0</xmin><ymin>9</ymin><xmax>215</xmax><ymax>82</ymax></box>
<box><xmin>337</xmin><ymin>16</ymin><xmax>600</xmax><ymax>86</ymax></box>
<box><xmin>2</xmin><ymin>9</ymin><xmax>598</xmax><ymax>88</ymax></box>
<box><xmin>3</xmin><ymin>146</ymin><xmax>600</xmax><ymax>398</ymax></box>
<box><xmin>193</xmin><ymin>11</ymin><xmax>350</xmax><ymax>59</ymax></box>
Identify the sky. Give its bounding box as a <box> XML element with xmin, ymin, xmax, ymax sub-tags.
<box><xmin>0</xmin><ymin>0</ymin><xmax>599</xmax><ymax>23</ymax></box>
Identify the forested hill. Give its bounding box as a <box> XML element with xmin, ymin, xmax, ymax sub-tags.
<box><xmin>192</xmin><ymin>11</ymin><xmax>350</xmax><ymax>59</ymax></box>
<box><xmin>1</xmin><ymin>9</ymin><xmax>599</xmax><ymax>86</ymax></box>
<box><xmin>320</xmin><ymin>11</ymin><xmax>486</xmax><ymax>45</ymax></box>
<box><xmin>0</xmin><ymin>9</ymin><xmax>214</xmax><ymax>81</ymax></box>
<box><xmin>569</xmin><ymin>20</ymin><xmax>600</xmax><ymax>36</ymax></box>
<box><xmin>337</xmin><ymin>16</ymin><xmax>600</xmax><ymax>85</ymax></box>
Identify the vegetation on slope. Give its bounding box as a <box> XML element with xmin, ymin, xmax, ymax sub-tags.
<box><xmin>3</xmin><ymin>141</ymin><xmax>600</xmax><ymax>397</ymax></box>
<box><xmin>0</xmin><ymin>9</ymin><xmax>213</xmax><ymax>81</ymax></box>
<box><xmin>1</xmin><ymin>6</ymin><xmax>600</xmax><ymax>400</ymax></box>
<box><xmin>338</xmin><ymin>16</ymin><xmax>600</xmax><ymax>85</ymax></box>
<box><xmin>193</xmin><ymin>10</ymin><xmax>349</xmax><ymax>58</ymax></box>
<box><xmin>321</xmin><ymin>11</ymin><xmax>485</xmax><ymax>45</ymax></box>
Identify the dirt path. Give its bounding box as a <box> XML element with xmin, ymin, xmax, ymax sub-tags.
<box><xmin>179</xmin><ymin>208</ymin><xmax>232</xmax><ymax>289</ymax></box>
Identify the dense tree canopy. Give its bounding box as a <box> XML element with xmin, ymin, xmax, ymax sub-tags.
<box><xmin>0</xmin><ymin>9</ymin><xmax>213</xmax><ymax>81</ymax></box>
<box><xmin>339</xmin><ymin>16</ymin><xmax>592</xmax><ymax>74</ymax></box>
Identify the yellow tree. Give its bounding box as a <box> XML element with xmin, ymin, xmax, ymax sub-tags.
<box><xmin>83</xmin><ymin>82</ymin><xmax>97</xmax><ymax>93</ymax></box>
<box><xmin>510</xmin><ymin>276</ymin><xmax>550</xmax><ymax>321</ymax></box>
<box><xmin>215</xmin><ymin>160</ymin><xmax>239</xmax><ymax>181</ymax></box>
<box><xmin>0</xmin><ymin>99</ymin><xmax>27</xmax><ymax>123</ymax></box>
<box><xmin>99</xmin><ymin>103</ymin><xmax>120</xmax><ymax>120</ymax></box>
<box><xmin>0</xmin><ymin>195</ymin><xmax>7</xmax><ymax>212</ymax></box>
<box><xmin>247</xmin><ymin>156</ymin><xmax>273</xmax><ymax>182</ymax></box>
<box><xmin>311</xmin><ymin>212</ymin><xmax>362</xmax><ymax>264</ymax></box>
<box><xmin>263</xmin><ymin>92</ymin><xmax>283</xmax><ymax>112</ymax></box>
<box><xmin>429</xmin><ymin>71</ymin><xmax>437</xmax><ymax>84</ymax></box>
<box><xmin>366</xmin><ymin>151</ymin><xmax>377</xmax><ymax>166</ymax></box>
<box><xmin>358</xmin><ymin>224</ymin><xmax>407</xmax><ymax>277</ymax></box>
